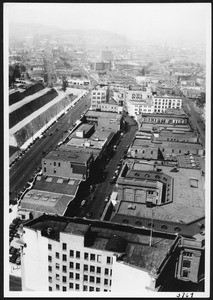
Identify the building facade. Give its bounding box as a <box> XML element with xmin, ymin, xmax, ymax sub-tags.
<box><xmin>85</xmin><ymin>111</ymin><xmax>123</xmax><ymax>132</ymax></box>
<box><xmin>102</xmin><ymin>50</ymin><xmax>113</xmax><ymax>61</ymax></box>
<box><xmin>20</xmin><ymin>214</ymin><xmax>190</xmax><ymax>293</ymax></box>
<box><xmin>42</xmin><ymin>149</ymin><xmax>94</xmax><ymax>180</ymax></box>
<box><xmin>153</xmin><ymin>96</ymin><xmax>182</xmax><ymax>113</ymax></box>
<box><xmin>125</xmin><ymin>90</ymin><xmax>155</xmax><ymax>116</ymax></box>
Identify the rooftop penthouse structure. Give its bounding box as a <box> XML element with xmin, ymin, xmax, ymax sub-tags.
<box><xmin>20</xmin><ymin>214</ymin><xmax>204</xmax><ymax>293</ymax></box>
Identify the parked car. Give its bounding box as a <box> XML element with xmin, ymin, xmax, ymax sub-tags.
<box><xmin>14</xmin><ymin>233</ymin><xmax>20</xmax><ymax>239</ymax></box>
<box><xmin>110</xmin><ymin>177</ymin><xmax>117</xmax><ymax>184</ymax></box>
<box><xmin>9</xmin><ymin>229</ymin><xmax>16</xmax><ymax>237</ymax></box>
<box><xmin>9</xmin><ymin>246</ymin><xmax>17</xmax><ymax>255</ymax></box>
<box><xmin>16</xmin><ymin>256</ymin><xmax>21</xmax><ymax>265</ymax></box>
<box><xmin>10</xmin><ymin>254</ymin><xmax>19</xmax><ymax>264</ymax></box>
<box><xmin>9</xmin><ymin>223</ymin><xmax>16</xmax><ymax>229</ymax></box>
<box><xmin>86</xmin><ymin>212</ymin><xmax>93</xmax><ymax>218</ymax></box>
<box><xmin>12</xmin><ymin>217</ymin><xmax>22</xmax><ymax>225</ymax></box>
<box><xmin>80</xmin><ymin>200</ymin><xmax>87</xmax><ymax>208</ymax></box>
<box><xmin>105</xmin><ymin>196</ymin><xmax>110</xmax><ymax>203</ymax></box>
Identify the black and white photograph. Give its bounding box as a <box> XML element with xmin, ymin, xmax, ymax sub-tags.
<box><xmin>4</xmin><ymin>2</ymin><xmax>211</xmax><ymax>297</ymax></box>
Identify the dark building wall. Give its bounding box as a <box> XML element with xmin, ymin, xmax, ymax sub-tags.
<box><xmin>176</xmin><ymin>239</ymin><xmax>204</xmax><ymax>283</ymax></box>
<box><xmin>43</xmin><ymin>158</ymin><xmax>86</xmax><ymax>179</ymax></box>
<box><xmin>142</xmin><ymin>115</ymin><xmax>188</xmax><ymax>124</ymax></box>
<box><xmin>111</xmin><ymin>213</ymin><xmax>205</xmax><ymax>237</ymax></box>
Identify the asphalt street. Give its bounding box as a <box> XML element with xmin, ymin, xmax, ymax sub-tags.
<box><xmin>9</xmin><ymin>90</ymin><xmax>92</xmax><ymax>202</ymax></box>
<box><xmin>9</xmin><ymin>275</ymin><xmax>22</xmax><ymax>291</ymax></box>
<box><xmin>76</xmin><ymin>116</ymin><xmax>138</xmax><ymax>220</ymax></box>
<box><xmin>182</xmin><ymin>98</ymin><xmax>205</xmax><ymax>147</ymax></box>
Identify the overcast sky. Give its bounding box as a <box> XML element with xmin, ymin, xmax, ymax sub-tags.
<box><xmin>4</xmin><ymin>3</ymin><xmax>211</xmax><ymax>44</ymax></box>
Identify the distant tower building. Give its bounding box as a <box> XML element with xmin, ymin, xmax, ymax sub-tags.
<box><xmin>24</xmin><ymin>35</ymin><xmax>34</xmax><ymax>47</ymax></box>
<box><xmin>102</xmin><ymin>49</ymin><xmax>113</xmax><ymax>61</ymax></box>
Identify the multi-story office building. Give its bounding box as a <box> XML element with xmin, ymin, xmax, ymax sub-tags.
<box><xmin>90</xmin><ymin>61</ymin><xmax>111</xmax><ymax>72</ymax></box>
<box><xmin>85</xmin><ymin>111</ymin><xmax>123</xmax><ymax>132</ymax></box>
<box><xmin>42</xmin><ymin>149</ymin><xmax>94</xmax><ymax>180</ymax></box>
<box><xmin>125</xmin><ymin>90</ymin><xmax>155</xmax><ymax>116</ymax></box>
<box><xmin>20</xmin><ymin>214</ymin><xmax>203</xmax><ymax>292</ymax></box>
<box><xmin>153</xmin><ymin>95</ymin><xmax>182</xmax><ymax>113</ymax></box>
<box><xmin>102</xmin><ymin>50</ymin><xmax>113</xmax><ymax>61</ymax></box>
<box><xmin>90</xmin><ymin>86</ymin><xmax>109</xmax><ymax>108</ymax></box>
<box><xmin>91</xmin><ymin>86</ymin><xmax>124</xmax><ymax>113</ymax></box>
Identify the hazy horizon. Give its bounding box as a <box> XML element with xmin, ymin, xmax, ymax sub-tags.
<box><xmin>5</xmin><ymin>3</ymin><xmax>210</xmax><ymax>45</ymax></box>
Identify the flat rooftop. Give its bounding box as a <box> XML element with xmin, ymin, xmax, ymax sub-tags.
<box><xmin>24</xmin><ymin>214</ymin><xmax>177</xmax><ymax>273</ymax></box>
<box><xmin>90</xmin><ymin>130</ymin><xmax>114</xmax><ymax>142</ymax></box>
<box><xmin>158</xmin><ymin>141</ymin><xmax>203</xmax><ymax>151</ymax></box>
<box><xmin>117</xmin><ymin>162</ymin><xmax>205</xmax><ymax>224</ymax></box>
<box><xmin>85</xmin><ymin>110</ymin><xmax>122</xmax><ymax>120</ymax></box>
<box><xmin>154</xmin><ymin>95</ymin><xmax>182</xmax><ymax>99</ymax></box>
<box><xmin>33</xmin><ymin>175</ymin><xmax>81</xmax><ymax>196</ymax></box>
<box><xmin>132</xmin><ymin>138</ymin><xmax>158</xmax><ymax>149</ymax></box>
<box><xmin>66</xmin><ymin>137</ymin><xmax>104</xmax><ymax>150</ymax></box>
<box><xmin>75</xmin><ymin>123</ymin><xmax>94</xmax><ymax>133</ymax></box>
<box><xmin>44</xmin><ymin>149</ymin><xmax>92</xmax><ymax>163</ymax></box>
<box><xmin>157</xmin><ymin>130</ymin><xmax>197</xmax><ymax>140</ymax></box>
<box><xmin>177</xmin><ymin>154</ymin><xmax>205</xmax><ymax>171</ymax></box>
<box><xmin>142</xmin><ymin>110</ymin><xmax>187</xmax><ymax>117</ymax></box>
<box><xmin>21</xmin><ymin>189</ymin><xmax>73</xmax><ymax>215</ymax></box>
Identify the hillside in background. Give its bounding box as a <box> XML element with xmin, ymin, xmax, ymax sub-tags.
<box><xmin>9</xmin><ymin>23</ymin><xmax>131</xmax><ymax>47</ymax></box>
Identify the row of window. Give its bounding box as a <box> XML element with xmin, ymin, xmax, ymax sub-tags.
<box><xmin>49</xmin><ymin>284</ymin><xmax>109</xmax><ymax>291</ymax></box>
<box><xmin>49</xmin><ymin>263</ymin><xmax>112</xmax><ymax>276</ymax></box>
<box><xmin>43</xmin><ymin>161</ymin><xmax>61</xmax><ymax>167</ymax></box>
<box><xmin>92</xmin><ymin>92</ymin><xmax>106</xmax><ymax>95</ymax></box>
<box><xmin>121</xmin><ymin>219</ymin><xmax>182</xmax><ymax>232</ymax></box>
<box><xmin>49</xmin><ymin>274</ymin><xmax>111</xmax><ymax>286</ymax></box>
<box><xmin>154</xmin><ymin>99</ymin><xmax>181</xmax><ymax>102</ymax></box>
<box><xmin>48</xmin><ymin>247</ymin><xmax>112</xmax><ymax>265</ymax></box>
<box><xmin>154</xmin><ymin>104</ymin><xmax>180</xmax><ymax>108</ymax></box>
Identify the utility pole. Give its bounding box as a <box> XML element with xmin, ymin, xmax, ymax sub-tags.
<box><xmin>149</xmin><ymin>207</ymin><xmax>153</xmax><ymax>247</ymax></box>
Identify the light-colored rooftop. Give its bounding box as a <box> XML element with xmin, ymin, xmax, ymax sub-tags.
<box><xmin>21</xmin><ymin>189</ymin><xmax>73</xmax><ymax>215</ymax></box>
<box><xmin>66</xmin><ymin>137</ymin><xmax>104</xmax><ymax>150</ymax></box>
<box><xmin>158</xmin><ymin>141</ymin><xmax>203</xmax><ymax>151</ymax></box>
<box><xmin>25</xmin><ymin>214</ymin><xmax>176</xmax><ymax>272</ymax></box>
<box><xmin>33</xmin><ymin>175</ymin><xmax>81</xmax><ymax>196</ymax></box>
<box><xmin>90</xmin><ymin>130</ymin><xmax>114</xmax><ymax>142</ymax></box>
<box><xmin>85</xmin><ymin>110</ymin><xmax>122</xmax><ymax>120</ymax></box>
<box><xmin>44</xmin><ymin>149</ymin><xmax>92</xmax><ymax>163</ymax></box>
<box><xmin>117</xmin><ymin>164</ymin><xmax>205</xmax><ymax>224</ymax></box>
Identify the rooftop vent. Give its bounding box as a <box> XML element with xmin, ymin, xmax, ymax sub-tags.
<box><xmin>128</xmin><ymin>204</ymin><xmax>136</xmax><ymax>210</ymax></box>
<box><xmin>170</xmin><ymin>166</ymin><xmax>179</xmax><ymax>172</ymax></box>
<box><xmin>105</xmin><ymin>235</ymin><xmax>127</xmax><ymax>253</ymax></box>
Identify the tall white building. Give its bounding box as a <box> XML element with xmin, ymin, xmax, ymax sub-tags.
<box><xmin>153</xmin><ymin>95</ymin><xmax>182</xmax><ymax>113</ymax></box>
<box><xmin>125</xmin><ymin>90</ymin><xmax>155</xmax><ymax>116</ymax></box>
<box><xmin>20</xmin><ymin>214</ymin><xmax>182</xmax><ymax>293</ymax></box>
<box><xmin>90</xmin><ymin>86</ymin><xmax>109</xmax><ymax>109</ymax></box>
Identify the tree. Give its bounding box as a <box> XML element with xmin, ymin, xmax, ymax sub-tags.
<box><xmin>13</xmin><ymin>65</ymin><xmax>21</xmax><ymax>79</ymax></box>
<box><xmin>141</xmin><ymin>67</ymin><xmax>146</xmax><ymax>76</ymax></box>
<box><xmin>19</xmin><ymin>64</ymin><xmax>26</xmax><ymax>72</ymax></box>
<box><xmin>9</xmin><ymin>65</ymin><xmax>15</xmax><ymax>86</ymax></box>
<box><xmin>62</xmin><ymin>79</ymin><xmax>68</xmax><ymax>92</ymax></box>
